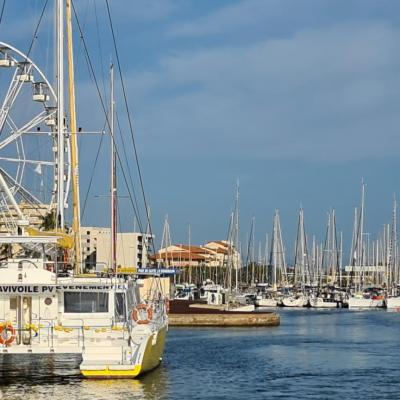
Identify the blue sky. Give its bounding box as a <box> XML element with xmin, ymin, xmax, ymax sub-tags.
<box><xmin>2</xmin><ymin>1</ymin><xmax>400</xmax><ymax>260</ymax></box>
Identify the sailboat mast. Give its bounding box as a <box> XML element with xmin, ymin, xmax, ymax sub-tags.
<box><xmin>272</xmin><ymin>212</ymin><xmax>277</xmax><ymax>290</ymax></box>
<box><xmin>235</xmin><ymin>179</ymin><xmax>239</xmax><ymax>292</ymax></box>
<box><xmin>359</xmin><ymin>181</ymin><xmax>365</xmax><ymax>288</ymax></box>
<box><xmin>56</xmin><ymin>0</ymin><xmax>65</xmax><ymax>229</ymax></box>
<box><xmin>66</xmin><ymin>0</ymin><xmax>82</xmax><ymax>273</ymax></box>
<box><xmin>393</xmin><ymin>197</ymin><xmax>398</xmax><ymax>286</ymax></box>
<box><xmin>339</xmin><ymin>231</ymin><xmax>343</xmax><ymax>287</ymax></box>
<box><xmin>188</xmin><ymin>224</ymin><xmax>192</xmax><ymax>284</ymax></box>
<box><xmin>251</xmin><ymin>216</ymin><xmax>255</xmax><ymax>285</ymax></box>
<box><xmin>110</xmin><ymin>64</ymin><xmax>117</xmax><ymax>273</ymax></box>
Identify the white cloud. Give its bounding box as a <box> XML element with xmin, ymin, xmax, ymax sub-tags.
<box><xmin>76</xmin><ymin>0</ymin><xmax>179</xmax><ymax>25</ymax></box>
<box><xmin>125</xmin><ymin>21</ymin><xmax>400</xmax><ymax>162</ymax></box>
<box><xmin>168</xmin><ymin>0</ymin><xmax>271</xmax><ymax>38</ymax></box>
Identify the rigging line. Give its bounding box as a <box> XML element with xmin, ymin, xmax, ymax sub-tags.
<box><xmin>93</xmin><ymin>0</ymin><xmax>108</xmax><ymax>105</ymax></box>
<box><xmin>71</xmin><ymin>0</ymin><xmax>145</xmax><ymax>236</ymax></box>
<box><xmin>244</xmin><ymin>219</ymin><xmax>254</xmax><ymax>276</ymax></box>
<box><xmin>26</xmin><ymin>0</ymin><xmax>49</xmax><ymax>58</ymax></box>
<box><xmin>80</xmin><ymin>127</ymin><xmax>105</xmax><ymax>219</ymax></box>
<box><xmin>115</xmin><ymin>110</ymin><xmax>142</xmax><ymax>222</ymax></box>
<box><xmin>104</xmin><ymin>0</ymin><xmax>156</xmax><ymax>254</ymax></box>
<box><xmin>114</xmin><ymin>121</ymin><xmax>145</xmax><ymax>236</ymax></box>
<box><xmin>0</xmin><ymin>0</ymin><xmax>6</xmax><ymax>28</ymax></box>
<box><xmin>221</xmin><ymin>212</ymin><xmax>233</xmax><ymax>288</ymax></box>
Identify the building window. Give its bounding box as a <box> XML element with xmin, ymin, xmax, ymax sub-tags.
<box><xmin>64</xmin><ymin>292</ymin><xmax>109</xmax><ymax>313</ymax></box>
<box><xmin>86</xmin><ymin>231</ymin><xmax>90</xmax><ymax>235</ymax></box>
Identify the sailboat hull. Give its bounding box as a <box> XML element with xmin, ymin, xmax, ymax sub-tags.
<box><xmin>309</xmin><ymin>298</ymin><xmax>337</xmax><ymax>308</ymax></box>
<box><xmin>281</xmin><ymin>297</ymin><xmax>306</xmax><ymax>307</ymax></box>
<box><xmin>386</xmin><ymin>297</ymin><xmax>400</xmax><ymax>310</ymax></box>
<box><xmin>256</xmin><ymin>298</ymin><xmax>278</xmax><ymax>307</ymax></box>
<box><xmin>348</xmin><ymin>297</ymin><xmax>384</xmax><ymax>309</ymax></box>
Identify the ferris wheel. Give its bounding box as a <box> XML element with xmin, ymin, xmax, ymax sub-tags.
<box><xmin>0</xmin><ymin>42</ymin><xmax>71</xmax><ymax>230</ymax></box>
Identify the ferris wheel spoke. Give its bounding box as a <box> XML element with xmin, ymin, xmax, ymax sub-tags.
<box><xmin>0</xmin><ymin>167</ymin><xmax>41</xmax><ymax>205</ymax></box>
<box><xmin>0</xmin><ymin>68</ymin><xmax>26</xmax><ymax>134</ymax></box>
<box><xmin>0</xmin><ymin>157</ymin><xmax>54</xmax><ymax>166</ymax></box>
<box><xmin>5</xmin><ymin>114</ymin><xmax>18</xmax><ymax>132</ymax></box>
<box><xmin>0</xmin><ymin>110</ymin><xmax>51</xmax><ymax>151</ymax></box>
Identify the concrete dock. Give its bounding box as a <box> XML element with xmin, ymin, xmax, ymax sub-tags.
<box><xmin>169</xmin><ymin>311</ymin><xmax>280</xmax><ymax>327</ymax></box>
<box><xmin>169</xmin><ymin>300</ymin><xmax>280</xmax><ymax>327</ymax></box>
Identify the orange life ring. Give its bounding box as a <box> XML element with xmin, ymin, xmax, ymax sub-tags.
<box><xmin>166</xmin><ymin>299</ymin><xmax>170</xmax><ymax>314</ymax></box>
<box><xmin>131</xmin><ymin>304</ymin><xmax>153</xmax><ymax>324</ymax></box>
<box><xmin>0</xmin><ymin>323</ymin><xmax>16</xmax><ymax>346</ymax></box>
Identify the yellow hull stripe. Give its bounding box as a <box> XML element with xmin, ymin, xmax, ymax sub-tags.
<box><xmin>81</xmin><ymin>365</ymin><xmax>141</xmax><ymax>378</ymax></box>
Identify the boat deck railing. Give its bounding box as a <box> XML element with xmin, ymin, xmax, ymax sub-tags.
<box><xmin>0</xmin><ymin>317</ymin><xmax>131</xmax><ymax>353</ymax></box>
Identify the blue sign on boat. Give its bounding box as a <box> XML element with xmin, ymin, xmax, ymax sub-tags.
<box><xmin>137</xmin><ymin>268</ymin><xmax>180</xmax><ymax>275</ymax></box>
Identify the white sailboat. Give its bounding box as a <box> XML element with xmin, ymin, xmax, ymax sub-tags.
<box><xmin>385</xmin><ymin>197</ymin><xmax>400</xmax><ymax>310</ymax></box>
<box><xmin>385</xmin><ymin>296</ymin><xmax>400</xmax><ymax>310</ymax></box>
<box><xmin>281</xmin><ymin>294</ymin><xmax>307</xmax><ymax>308</ymax></box>
<box><xmin>310</xmin><ymin>209</ymin><xmax>340</xmax><ymax>309</ymax></box>
<box><xmin>347</xmin><ymin>181</ymin><xmax>383</xmax><ymax>309</ymax></box>
<box><xmin>283</xmin><ymin>208</ymin><xmax>309</xmax><ymax>307</ymax></box>
<box><xmin>0</xmin><ymin>0</ymin><xmax>167</xmax><ymax>378</ymax></box>
<box><xmin>309</xmin><ymin>297</ymin><xmax>337</xmax><ymax>308</ymax></box>
<box><xmin>256</xmin><ymin>210</ymin><xmax>286</xmax><ymax>308</ymax></box>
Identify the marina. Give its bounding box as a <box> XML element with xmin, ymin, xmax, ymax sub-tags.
<box><xmin>1</xmin><ymin>309</ymin><xmax>399</xmax><ymax>399</ymax></box>
<box><xmin>0</xmin><ymin>0</ymin><xmax>400</xmax><ymax>399</ymax></box>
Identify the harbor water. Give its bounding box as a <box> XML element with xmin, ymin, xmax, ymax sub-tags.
<box><xmin>1</xmin><ymin>309</ymin><xmax>400</xmax><ymax>399</ymax></box>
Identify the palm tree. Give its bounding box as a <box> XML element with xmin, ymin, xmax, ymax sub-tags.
<box><xmin>40</xmin><ymin>210</ymin><xmax>56</xmax><ymax>231</ymax></box>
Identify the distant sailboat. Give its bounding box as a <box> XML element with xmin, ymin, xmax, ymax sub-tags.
<box><xmin>256</xmin><ymin>210</ymin><xmax>285</xmax><ymax>307</ymax></box>
<box><xmin>385</xmin><ymin>197</ymin><xmax>400</xmax><ymax>310</ymax></box>
<box><xmin>310</xmin><ymin>209</ymin><xmax>339</xmax><ymax>308</ymax></box>
<box><xmin>348</xmin><ymin>181</ymin><xmax>384</xmax><ymax>309</ymax></box>
<box><xmin>282</xmin><ymin>208</ymin><xmax>309</xmax><ymax>307</ymax></box>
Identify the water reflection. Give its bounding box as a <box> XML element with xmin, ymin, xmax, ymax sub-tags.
<box><xmin>2</xmin><ymin>311</ymin><xmax>400</xmax><ymax>399</ymax></box>
<box><xmin>0</xmin><ymin>354</ymin><xmax>170</xmax><ymax>400</ymax></box>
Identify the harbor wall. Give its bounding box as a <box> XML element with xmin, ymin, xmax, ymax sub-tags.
<box><xmin>169</xmin><ymin>312</ymin><xmax>280</xmax><ymax>327</ymax></box>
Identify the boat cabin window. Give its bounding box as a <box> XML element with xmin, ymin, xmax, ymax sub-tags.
<box><xmin>64</xmin><ymin>292</ymin><xmax>109</xmax><ymax>313</ymax></box>
<box><xmin>115</xmin><ymin>292</ymin><xmax>126</xmax><ymax>320</ymax></box>
<box><xmin>9</xmin><ymin>298</ymin><xmax>17</xmax><ymax>310</ymax></box>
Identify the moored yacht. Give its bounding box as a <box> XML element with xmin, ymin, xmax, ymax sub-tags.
<box><xmin>309</xmin><ymin>296</ymin><xmax>337</xmax><ymax>308</ymax></box>
<box><xmin>347</xmin><ymin>289</ymin><xmax>384</xmax><ymax>309</ymax></box>
<box><xmin>281</xmin><ymin>293</ymin><xmax>307</xmax><ymax>307</ymax></box>
<box><xmin>0</xmin><ymin>236</ymin><xmax>168</xmax><ymax>378</ymax></box>
<box><xmin>254</xmin><ymin>284</ymin><xmax>278</xmax><ymax>307</ymax></box>
<box><xmin>385</xmin><ymin>296</ymin><xmax>400</xmax><ymax>310</ymax></box>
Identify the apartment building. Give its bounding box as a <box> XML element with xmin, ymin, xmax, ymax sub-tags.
<box><xmin>80</xmin><ymin>227</ymin><xmax>152</xmax><ymax>271</ymax></box>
